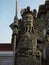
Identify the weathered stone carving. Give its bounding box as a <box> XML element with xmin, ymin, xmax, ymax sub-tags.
<box><xmin>10</xmin><ymin>0</ymin><xmax>49</xmax><ymax>65</ymax></box>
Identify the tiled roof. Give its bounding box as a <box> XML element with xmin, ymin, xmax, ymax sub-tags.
<box><xmin>0</xmin><ymin>43</ymin><xmax>13</xmax><ymax>51</ymax></box>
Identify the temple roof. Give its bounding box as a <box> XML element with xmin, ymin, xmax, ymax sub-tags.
<box><xmin>0</xmin><ymin>44</ymin><xmax>13</xmax><ymax>51</ymax></box>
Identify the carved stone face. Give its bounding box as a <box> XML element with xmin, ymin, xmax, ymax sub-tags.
<box><xmin>22</xmin><ymin>14</ymin><xmax>33</xmax><ymax>32</ymax></box>
<box><xmin>22</xmin><ymin>14</ymin><xmax>33</xmax><ymax>22</ymax></box>
<box><xmin>22</xmin><ymin>14</ymin><xmax>33</xmax><ymax>26</ymax></box>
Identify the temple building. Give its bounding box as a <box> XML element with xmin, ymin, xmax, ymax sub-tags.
<box><xmin>0</xmin><ymin>0</ymin><xmax>49</xmax><ymax>65</ymax></box>
<box><xmin>0</xmin><ymin>44</ymin><xmax>13</xmax><ymax>65</ymax></box>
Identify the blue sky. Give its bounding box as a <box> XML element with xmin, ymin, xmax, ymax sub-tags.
<box><xmin>0</xmin><ymin>0</ymin><xmax>45</xmax><ymax>43</ymax></box>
